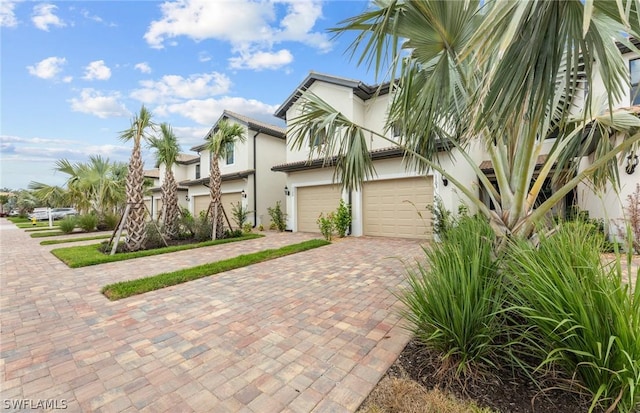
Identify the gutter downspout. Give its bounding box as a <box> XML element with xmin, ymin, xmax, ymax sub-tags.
<box><xmin>253</xmin><ymin>131</ymin><xmax>259</xmax><ymax>227</ymax></box>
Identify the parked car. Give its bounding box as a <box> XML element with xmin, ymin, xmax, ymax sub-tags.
<box><xmin>9</xmin><ymin>210</ymin><xmax>20</xmax><ymax>217</ymax></box>
<box><xmin>28</xmin><ymin>208</ymin><xmax>50</xmax><ymax>221</ymax></box>
<box><xmin>50</xmin><ymin>208</ymin><xmax>78</xmax><ymax>220</ymax></box>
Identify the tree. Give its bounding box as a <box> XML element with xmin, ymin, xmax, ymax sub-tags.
<box><xmin>290</xmin><ymin>0</ymin><xmax>640</xmax><ymax>240</ymax></box>
<box><xmin>205</xmin><ymin>119</ymin><xmax>245</xmax><ymax>239</ymax></box>
<box><xmin>148</xmin><ymin>123</ymin><xmax>181</xmax><ymax>239</ymax></box>
<box><xmin>119</xmin><ymin>105</ymin><xmax>155</xmax><ymax>251</ymax></box>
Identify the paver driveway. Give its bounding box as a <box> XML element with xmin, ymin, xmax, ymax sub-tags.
<box><xmin>0</xmin><ymin>219</ymin><xmax>426</xmax><ymax>412</ymax></box>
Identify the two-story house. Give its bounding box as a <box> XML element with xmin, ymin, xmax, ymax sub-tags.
<box><xmin>143</xmin><ymin>153</ymin><xmax>197</xmax><ymax>220</ymax></box>
<box><xmin>181</xmin><ymin>110</ymin><xmax>287</xmax><ymax>227</ymax></box>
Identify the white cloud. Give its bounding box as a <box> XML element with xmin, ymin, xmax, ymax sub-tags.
<box><xmin>27</xmin><ymin>56</ymin><xmax>66</xmax><ymax>80</ymax></box>
<box><xmin>143</xmin><ymin>0</ymin><xmax>331</xmax><ymax>70</ymax></box>
<box><xmin>32</xmin><ymin>3</ymin><xmax>66</xmax><ymax>31</ymax></box>
<box><xmin>156</xmin><ymin>97</ymin><xmax>279</xmax><ymax>125</ymax></box>
<box><xmin>1</xmin><ymin>1</ymin><xmax>19</xmax><ymax>28</ymax></box>
<box><xmin>134</xmin><ymin>62</ymin><xmax>152</xmax><ymax>74</ymax></box>
<box><xmin>62</xmin><ymin>76</ymin><xmax>73</xmax><ymax>83</ymax></box>
<box><xmin>69</xmin><ymin>88</ymin><xmax>129</xmax><ymax>118</ymax></box>
<box><xmin>130</xmin><ymin>72</ymin><xmax>231</xmax><ymax>104</ymax></box>
<box><xmin>83</xmin><ymin>60</ymin><xmax>111</xmax><ymax>81</ymax></box>
<box><xmin>229</xmin><ymin>48</ymin><xmax>293</xmax><ymax>70</ymax></box>
<box><xmin>171</xmin><ymin>126</ymin><xmax>211</xmax><ymax>148</ymax></box>
<box><xmin>198</xmin><ymin>51</ymin><xmax>211</xmax><ymax>62</ymax></box>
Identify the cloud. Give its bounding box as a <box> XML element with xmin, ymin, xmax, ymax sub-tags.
<box><xmin>32</xmin><ymin>3</ymin><xmax>66</xmax><ymax>31</ymax></box>
<box><xmin>27</xmin><ymin>56</ymin><xmax>66</xmax><ymax>80</ymax></box>
<box><xmin>130</xmin><ymin>72</ymin><xmax>231</xmax><ymax>104</ymax></box>
<box><xmin>69</xmin><ymin>88</ymin><xmax>129</xmax><ymax>118</ymax></box>
<box><xmin>171</xmin><ymin>126</ymin><xmax>211</xmax><ymax>148</ymax></box>
<box><xmin>143</xmin><ymin>0</ymin><xmax>331</xmax><ymax>69</ymax></box>
<box><xmin>156</xmin><ymin>97</ymin><xmax>279</xmax><ymax>126</ymax></box>
<box><xmin>198</xmin><ymin>51</ymin><xmax>211</xmax><ymax>62</ymax></box>
<box><xmin>83</xmin><ymin>60</ymin><xmax>111</xmax><ymax>81</ymax></box>
<box><xmin>229</xmin><ymin>48</ymin><xmax>293</xmax><ymax>70</ymax></box>
<box><xmin>1</xmin><ymin>1</ymin><xmax>19</xmax><ymax>28</ymax></box>
<box><xmin>134</xmin><ymin>62</ymin><xmax>152</xmax><ymax>74</ymax></box>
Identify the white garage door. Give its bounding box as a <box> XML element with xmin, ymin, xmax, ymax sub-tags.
<box><xmin>193</xmin><ymin>193</ymin><xmax>243</xmax><ymax>223</ymax></box>
<box><xmin>363</xmin><ymin>177</ymin><xmax>433</xmax><ymax>239</ymax></box>
<box><xmin>297</xmin><ymin>184</ymin><xmax>342</xmax><ymax>233</ymax></box>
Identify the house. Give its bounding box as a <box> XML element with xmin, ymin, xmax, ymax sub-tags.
<box><xmin>142</xmin><ymin>153</ymin><xmax>196</xmax><ymax>220</ymax></box>
<box><xmin>181</xmin><ymin>110</ymin><xmax>287</xmax><ymax>227</ymax></box>
<box><xmin>272</xmin><ymin>65</ymin><xmax>639</xmax><ymax>240</ymax></box>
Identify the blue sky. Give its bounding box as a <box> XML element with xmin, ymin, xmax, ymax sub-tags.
<box><xmin>0</xmin><ymin>0</ymin><xmax>379</xmax><ymax>190</ymax></box>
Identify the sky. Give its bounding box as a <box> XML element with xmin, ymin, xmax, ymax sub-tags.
<box><xmin>0</xmin><ymin>0</ymin><xmax>381</xmax><ymax>190</ymax></box>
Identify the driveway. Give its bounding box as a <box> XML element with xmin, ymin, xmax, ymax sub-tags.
<box><xmin>0</xmin><ymin>219</ymin><xmax>426</xmax><ymax>412</ymax></box>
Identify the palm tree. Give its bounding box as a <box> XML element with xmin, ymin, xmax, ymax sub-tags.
<box><xmin>119</xmin><ymin>105</ymin><xmax>155</xmax><ymax>251</ymax></box>
<box><xmin>205</xmin><ymin>119</ymin><xmax>245</xmax><ymax>239</ymax></box>
<box><xmin>148</xmin><ymin>123</ymin><xmax>181</xmax><ymax>239</ymax></box>
<box><xmin>290</xmin><ymin>0</ymin><xmax>640</xmax><ymax>240</ymax></box>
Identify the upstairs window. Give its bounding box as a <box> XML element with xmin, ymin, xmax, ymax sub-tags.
<box><xmin>225</xmin><ymin>142</ymin><xmax>234</xmax><ymax>165</ymax></box>
<box><xmin>195</xmin><ymin>164</ymin><xmax>200</xmax><ymax>179</ymax></box>
<box><xmin>631</xmin><ymin>58</ymin><xmax>640</xmax><ymax>105</ymax></box>
<box><xmin>309</xmin><ymin>128</ymin><xmax>327</xmax><ymax>147</ymax></box>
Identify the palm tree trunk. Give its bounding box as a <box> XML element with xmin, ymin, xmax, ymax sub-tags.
<box><xmin>209</xmin><ymin>155</ymin><xmax>225</xmax><ymax>240</ymax></box>
<box><xmin>124</xmin><ymin>140</ymin><xmax>147</xmax><ymax>251</ymax></box>
<box><xmin>162</xmin><ymin>169</ymin><xmax>179</xmax><ymax>239</ymax></box>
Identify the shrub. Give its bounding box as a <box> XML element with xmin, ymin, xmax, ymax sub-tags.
<box><xmin>144</xmin><ymin>222</ymin><xmax>166</xmax><ymax>249</ymax></box>
<box><xmin>258</xmin><ymin>224</ymin><xmax>264</xmax><ymax>231</ymax></box>
<box><xmin>231</xmin><ymin>201</ymin><xmax>251</xmax><ymax>230</ymax></box>
<box><xmin>97</xmin><ymin>213</ymin><xmax>120</xmax><ymax>231</ymax></box>
<box><xmin>193</xmin><ymin>213</ymin><xmax>212</xmax><ymax>242</ymax></box>
<box><xmin>77</xmin><ymin>214</ymin><xmax>98</xmax><ymax>232</ymax></box>
<box><xmin>223</xmin><ymin>229</ymin><xmax>243</xmax><ymax>239</ymax></box>
<box><xmin>242</xmin><ymin>222</ymin><xmax>252</xmax><ymax>234</ymax></box>
<box><xmin>176</xmin><ymin>207</ymin><xmax>195</xmax><ymax>239</ymax></box>
<box><xmin>617</xmin><ymin>183</ymin><xmax>640</xmax><ymax>253</ymax></box>
<box><xmin>505</xmin><ymin>222</ymin><xmax>640</xmax><ymax>413</ymax></box>
<box><xmin>317</xmin><ymin>212</ymin><xmax>335</xmax><ymax>241</ymax></box>
<box><xmin>267</xmin><ymin>201</ymin><xmax>287</xmax><ymax>232</ymax></box>
<box><xmin>58</xmin><ymin>216</ymin><xmax>76</xmax><ymax>234</ymax></box>
<box><xmin>426</xmin><ymin>197</ymin><xmax>468</xmax><ymax>240</ymax></box>
<box><xmin>398</xmin><ymin>215</ymin><xmax>504</xmax><ymax>377</ymax></box>
<box><xmin>334</xmin><ymin>199</ymin><xmax>351</xmax><ymax>237</ymax></box>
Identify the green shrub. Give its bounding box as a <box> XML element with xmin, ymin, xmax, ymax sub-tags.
<box><xmin>97</xmin><ymin>213</ymin><xmax>119</xmax><ymax>231</ymax></box>
<box><xmin>231</xmin><ymin>201</ymin><xmax>251</xmax><ymax>230</ymax></box>
<box><xmin>258</xmin><ymin>224</ymin><xmax>264</xmax><ymax>231</ymax></box>
<box><xmin>176</xmin><ymin>207</ymin><xmax>195</xmax><ymax>239</ymax></box>
<box><xmin>58</xmin><ymin>217</ymin><xmax>76</xmax><ymax>234</ymax></box>
<box><xmin>505</xmin><ymin>222</ymin><xmax>640</xmax><ymax>413</ymax></box>
<box><xmin>77</xmin><ymin>214</ymin><xmax>98</xmax><ymax>232</ymax></box>
<box><xmin>334</xmin><ymin>200</ymin><xmax>351</xmax><ymax>237</ymax></box>
<box><xmin>223</xmin><ymin>229</ymin><xmax>243</xmax><ymax>239</ymax></box>
<box><xmin>242</xmin><ymin>222</ymin><xmax>252</xmax><ymax>234</ymax></box>
<box><xmin>317</xmin><ymin>212</ymin><xmax>335</xmax><ymax>241</ymax></box>
<box><xmin>193</xmin><ymin>214</ymin><xmax>212</xmax><ymax>242</ymax></box>
<box><xmin>398</xmin><ymin>215</ymin><xmax>504</xmax><ymax>377</ymax></box>
<box><xmin>144</xmin><ymin>222</ymin><xmax>166</xmax><ymax>249</ymax></box>
<box><xmin>267</xmin><ymin>201</ymin><xmax>287</xmax><ymax>232</ymax></box>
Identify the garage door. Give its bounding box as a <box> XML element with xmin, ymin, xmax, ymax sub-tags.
<box><xmin>297</xmin><ymin>184</ymin><xmax>342</xmax><ymax>233</ymax></box>
<box><xmin>363</xmin><ymin>177</ymin><xmax>433</xmax><ymax>239</ymax></box>
<box><xmin>193</xmin><ymin>193</ymin><xmax>243</xmax><ymax>222</ymax></box>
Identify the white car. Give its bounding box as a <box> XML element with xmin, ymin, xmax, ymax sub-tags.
<box><xmin>28</xmin><ymin>208</ymin><xmax>50</xmax><ymax>221</ymax></box>
<box><xmin>50</xmin><ymin>208</ymin><xmax>78</xmax><ymax>220</ymax></box>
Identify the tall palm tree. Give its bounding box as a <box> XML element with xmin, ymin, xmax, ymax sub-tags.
<box><xmin>119</xmin><ymin>105</ymin><xmax>155</xmax><ymax>251</ymax></box>
<box><xmin>148</xmin><ymin>123</ymin><xmax>181</xmax><ymax>239</ymax></box>
<box><xmin>205</xmin><ymin>119</ymin><xmax>245</xmax><ymax>239</ymax></box>
<box><xmin>290</xmin><ymin>0</ymin><xmax>640</xmax><ymax>240</ymax></box>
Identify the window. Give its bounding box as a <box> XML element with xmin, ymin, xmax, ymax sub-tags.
<box><xmin>631</xmin><ymin>58</ymin><xmax>640</xmax><ymax>105</ymax></box>
<box><xmin>391</xmin><ymin>122</ymin><xmax>402</xmax><ymax>139</ymax></box>
<box><xmin>309</xmin><ymin>128</ymin><xmax>327</xmax><ymax>147</ymax></box>
<box><xmin>195</xmin><ymin>164</ymin><xmax>200</xmax><ymax>179</ymax></box>
<box><xmin>225</xmin><ymin>142</ymin><xmax>234</xmax><ymax>165</ymax></box>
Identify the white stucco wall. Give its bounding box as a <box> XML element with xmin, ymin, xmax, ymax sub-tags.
<box><xmin>255</xmin><ymin>134</ymin><xmax>286</xmax><ymax>227</ymax></box>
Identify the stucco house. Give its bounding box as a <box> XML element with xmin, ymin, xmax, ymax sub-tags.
<box><xmin>271</xmin><ymin>65</ymin><xmax>639</xmax><ymax>240</ymax></box>
<box><xmin>181</xmin><ymin>110</ymin><xmax>287</xmax><ymax>228</ymax></box>
<box><xmin>143</xmin><ymin>153</ymin><xmax>197</xmax><ymax>220</ymax></box>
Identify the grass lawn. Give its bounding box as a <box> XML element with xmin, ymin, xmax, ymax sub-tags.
<box><xmin>31</xmin><ymin>230</ymin><xmax>74</xmax><ymax>238</ymax></box>
<box><xmin>17</xmin><ymin>222</ymin><xmax>57</xmax><ymax>229</ymax></box>
<box><xmin>51</xmin><ymin>233</ymin><xmax>264</xmax><ymax>268</ymax></box>
<box><xmin>102</xmin><ymin>239</ymin><xmax>329</xmax><ymax>300</ymax></box>
<box><xmin>40</xmin><ymin>234</ymin><xmax>112</xmax><ymax>245</ymax></box>
<box><xmin>7</xmin><ymin>217</ymin><xmax>29</xmax><ymax>223</ymax></box>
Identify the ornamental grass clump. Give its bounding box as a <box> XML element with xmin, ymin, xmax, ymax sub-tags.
<box><xmin>505</xmin><ymin>222</ymin><xmax>640</xmax><ymax>413</ymax></box>
<box><xmin>58</xmin><ymin>216</ymin><xmax>76</xmax><ymax>234</ymax></box>
<box><xmin>398</xmin><ymin>215</ymin><xmax>504</xmax><ymax>378</ymax></box>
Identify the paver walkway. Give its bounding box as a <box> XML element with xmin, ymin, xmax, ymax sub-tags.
<box><xmin>0</xmin><ymin>219</ymin><xmax>426</xmax><ymax>412</ymax></box>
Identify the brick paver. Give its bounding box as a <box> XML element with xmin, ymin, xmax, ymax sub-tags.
<box><xmin>0</xmin><ymin>219</ymin><xmax>425</xmax><ymax>412</ymax></box>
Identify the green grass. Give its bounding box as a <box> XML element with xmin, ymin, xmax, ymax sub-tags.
<box><xmin>25</xmin><ymin>227</ymin><xmax>61</xmax><ymax>232</ymax></box>
<box><xmin>7</xmin><ymin>217</ymin><xmax>28</xmax><ymax>223</ymax></box>
<box><xmin>101</xmin><ymin>239</ymin><xmax>329</xmax><ymax>300</ymax></box>
<box><xmin>40</xmin><ymin>234</ymin><xmax>112</xmax><ymax>245</ymax></box>
<box><xmin>51</xmin><ymin>233</ymin><xmax>264</xmax><ymax>268</ymax></box>
<box><xmin>30</xmin><ymin>230</ymin><xmax>72</xmax><ymax>238</ymax></box>
<box><xmin>17</xmin><ymin>222</ymin><xmax>57</xmax><ymax>229</ymax></box>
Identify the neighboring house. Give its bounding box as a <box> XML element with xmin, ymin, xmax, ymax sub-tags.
<box><xmin>182</xmin><ymin>110</ymin><xmax>287</xmax><ymax>228</ymax></box>
<box><xmin>272</xmin><ymin>66</ymin><xmax>640</xmax><ymax>240</ymax></box>
<box><xmin>142</xmin><ymin>153</ymin><xmax>196</xmax><ymax>220</ymax></box>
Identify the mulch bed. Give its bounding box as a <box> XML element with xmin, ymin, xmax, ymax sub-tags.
<box><xmin>386</xmin><ymin>339</ymin><xmax>601</xmax><ymax>413</ymax></box>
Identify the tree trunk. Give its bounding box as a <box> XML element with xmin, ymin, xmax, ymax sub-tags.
<box><xmin>209</xmin><ymin>155</ymin><xmax>225</xmax><ymax>240</ymax></box>
<box><xmin>162</xmin><ymin>169</ymin><xmax>179</xmax><ymax>239</ymax></box>
<box><xmin>124</xmin><ymin>140</ymin><xmax>147</xmax><ymax>251</ymax></box>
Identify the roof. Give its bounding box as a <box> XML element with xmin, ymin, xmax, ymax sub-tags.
<box><xmin>190</xmin><ymin>110</ymin><xmax>286</xmax><ymax>152</ymax></box>
<box><xmin>271</xmin><ymin>147</ymin><xmax>408</xmax><ymax>173</ymax></box>
<box><xmin>274</xmin><ymin>71</ymin><xmax>390</xmax><ymax>120</ymax></box>
<box><xmin>176</xmin><ymin>154</ymin><xmax>199</xmax><ymax>164</ymax></box>
<box><xmin>179</xmin><ymin>169</ymin><xmax>255</xmax><ymax>187</ymax></box>
<box><xmin>143</xmin><ymin>169</ymin><xmax>160</xmax><ymax>179</ymax></box>
<box><xmin>480</xmin><ymin>155</ymin><xmax>549</xmax><ymax>173</ymax></box>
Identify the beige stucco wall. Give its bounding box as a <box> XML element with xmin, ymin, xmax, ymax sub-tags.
<box><xmin>255</xmin><ymin>134</ymin><xmax>286</xmax><ymax>227</ymax></box>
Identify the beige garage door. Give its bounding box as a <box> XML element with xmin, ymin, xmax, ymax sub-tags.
<box><xmin>363</xmin><ymin>177</ymin><xmax>433</xmax><ymax>239</ymax></box>
<box><xmin>193</xmin><ymin>193</ymin><xmax>243</xmax><ymax>222</ymax></box>
<box><xmin>297</xmin><ymin>184</ymin><xmax>342</xmax><ymax>233</ymax></box>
